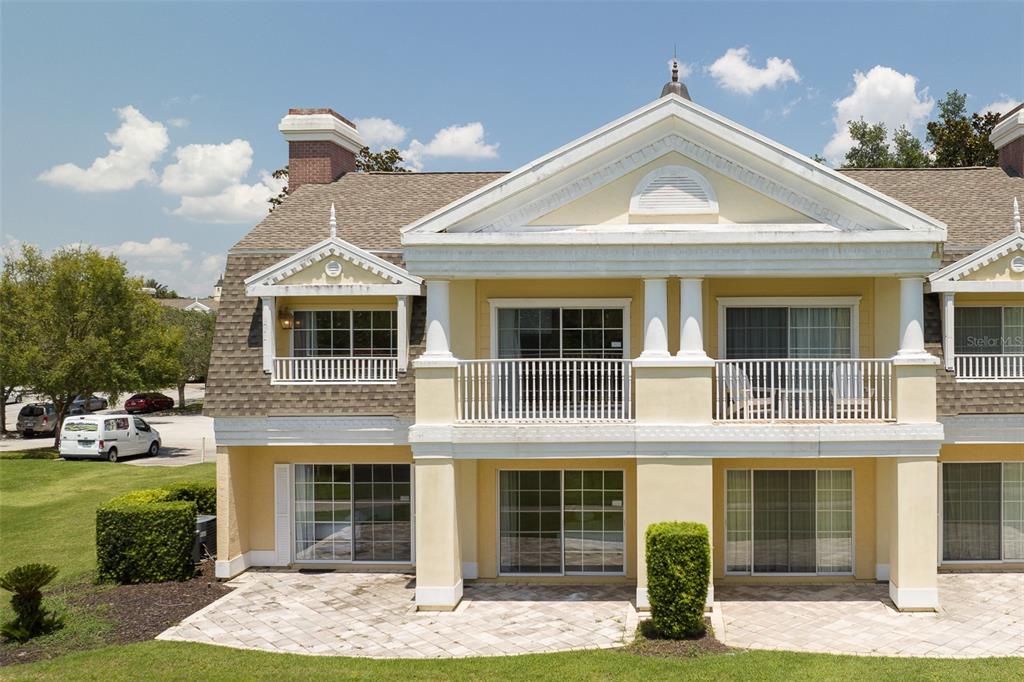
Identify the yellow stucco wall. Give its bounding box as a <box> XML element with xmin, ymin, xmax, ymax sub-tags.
<box><xmin>953</xmin><ymin>294</ymin><xmax>1024</xmax><ymax>307</ymax></box>
<box><xmin>960</xmin><ymin>252</ymin><xmax>1024</xmax><ymax>282</ymax></box>
<box><xmin>528</xmin><ymin>152</ymin><xmax>812</xmax><ymax>226</ymax></box>
<box><xmin>273</xmin><ymin>296</ymin><xmax>398</xmax><ymax>356</ymax></box>
<box><xmin>474</xmin><ymin>458</ymin><xmax>637</xmax><ymax>581</ymax></box>
<box><xmin>711</xmin><ymin>457</ymin><xmax>877</xmax><ymax>582</ymax></box>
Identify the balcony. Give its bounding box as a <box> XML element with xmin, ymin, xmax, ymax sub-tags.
<box><xmin>272</xmin><ymin>356</ymin><xmax>398</xmax><ymax>384</ymax></box>
<box><xmin>456</xmin><ymin>358</ymin><xmax>633</xmax><ymax>422</ymax></box>
<box><xmin>713</xmin><ymin>358</ymin><xmax>894</xmax><ymax>422</ymax></box>
<box><xmin>954</xmin><ymin>354</ymin><xmax>1024</xmax><ymax>382</ymax></box>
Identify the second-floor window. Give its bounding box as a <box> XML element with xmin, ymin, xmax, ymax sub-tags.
<box><xmin>954</xmin><ymin>307</ymin><xmax>1024</xmax><ymax>355</ymax></box>
<box><xmin>496</xmin><ymin>307</ymin><xmax>625</xmax><ymax>359</ymax></box>
<box><xmin>292</xmin><ymin>310</ymin><xmax>397</xmax><ymax>357</ymax></box>
<box><xmin>725</xmin><ymin>306</ymin><xmax>853</xmax><ymax>359</ymax></box>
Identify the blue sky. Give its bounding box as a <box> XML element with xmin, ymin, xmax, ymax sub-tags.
<box><xmin>2</xmin><ymin>1</ymin><xmax>1022</xmax><ymax>296</ymax></box>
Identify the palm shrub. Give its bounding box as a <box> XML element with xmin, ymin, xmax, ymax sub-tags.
<box><xmin>0</xmin><ymin>563</ymin><xmax>63</xmax><ymax>642</ymax></box>
<box><xmin>645</xmin><ymin>521</ymin><xmax>710</xmax><ymax>639</ymax></box>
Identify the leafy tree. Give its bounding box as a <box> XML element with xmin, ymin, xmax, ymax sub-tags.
<box><xmin>162</xmin><ymin>308</ymin><xmax>216</xmax><ymax>407</ymax></box>
<box><xmin>843</xmin><ymin>119</ymin><xmax>894</xmax><ymax>168</ymax></box>
<box><xmin>17</xmin><ymin>247</ymin><xmax>181</xmax><ymax>446</ymax></box>
<box><xmin>268</xmin><ymin>165</ymin><xmax>289</xmax><ymax>212</ymax></box>
<box><xmin>0</xmin><ymin>563</ymin><xmax>62</xmax><ymax>642</ymax></box>
<box><xmin>891</xmin><ymin>125</ymin><xmax>931</xmax><ymax>168</ymax></box>
<box><xmin>926</xmin><ymin>90</ymin><xmax>1001</xmax><ymax>167</ymax></box>
<box><xmin>355</xmin><ymin>146</ymin><xmax>409</xmax><ymax>173</ymax></box>
<box><xmin>143</xmin><ymin>277</ymin><xmax>179</xmax><ymax>299</ymax></box>
<box><xmin>0</xmin><ymin>245</ymin><xmax>47</xmax><ymax>434</ymax></box>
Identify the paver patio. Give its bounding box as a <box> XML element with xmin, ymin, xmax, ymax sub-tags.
<box><xmin>159</xmin><ymin>571</ymin><xmax>1023</xmax><ymax>659</ymax></box>
<box><xmin>158</xmin><ymin>572</ymin><xmax>637</xmax><ymax>658</ymax></box>
<box><xmin>715</xmin><ymin>572</ymin><xmax>1024</xmax><ymax>657</ymax></box>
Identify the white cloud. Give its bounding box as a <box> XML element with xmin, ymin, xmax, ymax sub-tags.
<box><xmin>159</xmin><ymin>139</ymin><xmax>253</xmax><ymax>196</ymax></box>
<box><xmin>167</xmin><ymin>118</ymin><xmax>190</xmax><ymax>128</ymax></box>
<box><xmin>103</xmin><ymin>237</ymin><xmax>223</xmax><ymax>296</ymax></box>
<box><xmin>981</xmin><ymin>97</ymin><xmax>1021</xmax><ymax>117</ymax></box>
<box><xmin>354</xmin><ymin>117</ymin><xmax>408</xmax><ymax>148</ymax></box>
<box><xmin>109</xmin><ymin>237</ymin><xmax>190</xmax><ymax>264</ymax></box>
<box><xmin>823</xmin><ymin>66</ymin><xmax>935</xmax><ymax>164</ymax></box>
<box><xmin>37</xmin><ymin>106</ymin><xmax>169</xmax><ymax>192</ymax></box>
<box><xmin>170</xmin><ymin>170</ymin><xmax>287</xmax><ymax>223</ymax></box>
<box><xmin>403</xmin><ymin>122</ymin><xmax>499</xmax><ymax>171</ymax></box>
<box><xmin>707</xmin><ymin>47</ymin><xmax>799</xmax><ymax>95</ymax></box>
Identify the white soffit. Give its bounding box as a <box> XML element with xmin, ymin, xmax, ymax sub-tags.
<box><xmin>244</xmin><ymin>235</ymin><xmax>423</xmax><ymax>297</ymax></box>
<box><xmin>927</xmin><ymin>233</ymin><xmax>1024</xmax><ymax>293</ymax></box>
<box><xmin>401</xmin><ymin>94</ymin><xmax>947</xmax><ymax>239</ymax></box>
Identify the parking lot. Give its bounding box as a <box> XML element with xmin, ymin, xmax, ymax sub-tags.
<box><xmin>1</xmin><ymin>384</ymin><xmax>215</xmax><ymax>467</ymax></box>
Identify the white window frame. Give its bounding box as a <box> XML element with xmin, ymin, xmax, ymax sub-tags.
<box><xmin>938</xmin><ymin>460</ymin><xmax>1024</xmax><ymax>565</ymax></box>
<box><xmin>495</xmin><ymin>467</ymin><xmax>628</xmax><ymax>578</ymax></box>
<box><xmin>723</xmin><ymin>467</ymin><xmax>857</xmax><ymax>577</ymax></box>
<box><xmin>716</xmin><ymin>296</ymin><xmax>861</xmax><ymax>359</ymax></box>
<box><xmin>287</xmin><ymin>305</ymin><xmax>399</xmax><ymax>358</ymax></box>
<box><xmin>289</xmin><ymin>462</ymin><xmax>415</xmax><ymax>566</ymax></box>
<box><xmin>488</xmin><ymin>298</ymin><xmax>632</xmax><ymax>359</ymax></box>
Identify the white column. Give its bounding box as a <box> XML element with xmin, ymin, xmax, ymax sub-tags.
<box><xmin>640</xmin><ymin>278</ymin><xmax>670</xmax><ymax>358</ymax></box>
<box><xmin>396</xmin><ymin>295</ymin><xmax>410</xmax><ymax>373</ymax></box>
<box><xmin>941</xmin><ymin>292</ymin><xmax>955</xmax><ymax>371</ymax></box>
<box><xmin>678</xmin><ymin>278</ymin><xmax>710</xmax><ymax>360</ymax></box>
<box><xmin>896</xmin><ymin>277</ymin><xmax>928</xmax><ymax>359</ymax></box>
<box><xmin>423</xmin><ymin>280</ymin><xmax>453</xmax><ymax>359</ymax></box>
<box><xmin>261</xmin><ymin>296</ymin><xmax>276</xmax><ymax>373</ymax></box>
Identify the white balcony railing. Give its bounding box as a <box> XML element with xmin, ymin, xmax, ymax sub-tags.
<box><xmin>714</xmin><ymin>358</ymin><xmax>893</xmax><ymax>422</ymax></box>
<box><xmin>272</xmin><ymin>356</ymin><xmax>398</xmax><ymax>384</ymax></box>
<box><xmin>955</xmin><ymin>354</ymin><xmax>1024</xmax><ymax>382</ymax></box>
<box><xmin>457</xmin><ymin>358</ymin><xmax>633</xmax><ymax>422</ymax></box>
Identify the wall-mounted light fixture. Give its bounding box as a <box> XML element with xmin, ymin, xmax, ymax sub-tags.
<box><xmin>279</xmin><ymin>309</ymin><xmax>294</xmax><ymax>329</ymax></box>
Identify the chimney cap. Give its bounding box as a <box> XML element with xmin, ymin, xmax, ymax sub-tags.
<box><xmin>279</xmin><ymin>108</ymin><xmax>365</xmax><ymax>155</ymax></box>
<box><xmin>660</xmin><ymin>57</ymin><xmax>691</xmax><ymax>101</ymax></box>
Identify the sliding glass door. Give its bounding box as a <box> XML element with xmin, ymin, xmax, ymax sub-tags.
<box><xmin>726</xmin><ymin>469</ymin><xmax>854</xmax><ymax>575</ymax></box>
<box><xmin>942</xmin><ymin>462</ymin><xmax>1024</xmax><ymax>561</ymax></box>
<box><xmin>725</xmin><ymin>306</ymin><xmax>852</xmax><ymax>359</ymax></box>
<box><xmin>496</xmin><ymin>307</ymin><xmax>625</xmax><ymax>359</ymax></box>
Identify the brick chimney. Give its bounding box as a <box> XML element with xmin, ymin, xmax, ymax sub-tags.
<box><xmin>991</xmin><ymin>103</ymin><xmax>1024</xmax><ymax>176</ymax></box>
<box><xmin>278</xmin><ymin>108</ymin><xmax>364</xmax><ymax>191</ymax></box>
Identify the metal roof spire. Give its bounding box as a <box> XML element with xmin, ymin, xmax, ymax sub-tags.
<box><xmin>660</xmin><ymin>55</ymin><xmax>691</xmax><ymax>101</ymax></box>
<box><xmin>329</xmin><ymin>202</ymin><xmax>337</xmax><ymax>238</ymax></box>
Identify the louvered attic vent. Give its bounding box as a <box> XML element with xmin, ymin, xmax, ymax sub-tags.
<box><xmin>629</xmin><ymin>165</ymin><xmax>719</xmax><ymax>215</ymax></box>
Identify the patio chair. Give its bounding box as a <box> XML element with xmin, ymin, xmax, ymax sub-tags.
<box><xmin>720</xmin><ymin>363</ymin><xmax>776</xmax><ymax>420</ymax></box>
<box><xmin>831</xmin><ymin>361</ymin><xmax>877</xmax><ymax>420</ymax></box>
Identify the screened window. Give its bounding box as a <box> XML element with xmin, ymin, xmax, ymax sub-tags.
<box><xmin>292</xmin><ymin>310</ymin><xmax>397</xmax><ymax>357</ymax></box>
<box><xmin>726</xmin><ymin>469</ymin><xmax>853</xmax><ymax>575</ymax></box>
<box><xmin>294</xmin><ymin>463</ymin><xmax>411</xmax><ymax>563</ymax></box>
<box><xmin>943</xmin><ymin>462</ymin><xmax>1024</xmax><ymax>561</ymax></box>
<box><xmin>954</xmin><ymin>307</ymin><xmax>1024</xmax><ymax>355</ymax></box>
<box><xmin>725</xmin><ymin>306</ymin><xmax>852</xmax><ymax>359</ymax></box>
<box><xmin>497</xmin><ymin>308</ymin><xmax>625</xmax><ymax>359</ymax></box>
<box><xmin>499</xmin><ymin>469</ymin><xmax>625</xmax><ymax>575</ymax></box>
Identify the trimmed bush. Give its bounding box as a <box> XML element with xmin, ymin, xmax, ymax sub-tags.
<box><xmin>163</xmin><ymin>481</ymin><xmax>216</xmax><ymax>515</ymax></box>
<box><xmin>645</xmin><ymin>521</ymin><xmax>711</xmax><ymax>639</ymax></box>
<box><xmin>96</xmin><ymin>488</ymin><xmax>197</xmax><ymax>584</ymax></box>
<box><xmin>0</xmin><ymin>563</ymin><xmax>63</xmax><ymax>642</ymax></box>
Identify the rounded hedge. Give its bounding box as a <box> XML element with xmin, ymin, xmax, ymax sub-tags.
<box><xmin>645</xmin><ymin>521</ymin><xmax>711</xmax><ymax>639</ymax></box>
<box><xmin>96</xmin><ymin>482</ymin><xmax>215</xmax><ymax>584</ymax></box>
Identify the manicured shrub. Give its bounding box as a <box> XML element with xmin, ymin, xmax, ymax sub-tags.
<box><xmin>96</xmin><ymin>488</ymin><xmax>197</xmax><ymax>584</ymax></box>
<box><xmin>645</xmin><ymin>521</ymin><xmax>711</xmax><ymax>639</ymax></box>
<box><xmin>0</xmin><ymin>563</ymin><xmax>63</xmax><ymax>642</ymax></box>
<box><xmin>163</xmin><ymin>481</ymin><xmax>216</xmax><ymax>515</ymax></box>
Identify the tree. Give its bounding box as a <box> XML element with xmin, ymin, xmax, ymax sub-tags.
<box><xmin>162</xmin><ymin>308</ymin><xmax>216</xmax><ymax>407</ymax></box>
<box><xmin>268</xmin><ymin>165</ymin><xmax>289</xmax><ymax>212</ymax></box>
<box><xmin>891</xmin><ymin>125</ymin><xmax>931</xmax><ymax>168</ymax></box>
<box><xmin>143</xmin><ymin>278</ymin><xmax>179</xmax><ymax>299</ymax></box>
<box><xmin>843</xmin><ymin>119</ymin><xmax>894</xmax><ymax>168</ymax></box>
<box><xmin>927</xmin><ymin>90</ymin><xmax>1001</xmax><ymax>167</ymax></box>
<box><xmin>15</xmin><ymin>247</ymin><xmax>181</xmax><ymax>446</ymax></box>
<box><xmin>355</xmin><ymin>146</ymin><xmax>409</xmax><ymax>173</ymax></box>
<box><xmin>0</xmin><ymin>245</ymin><xmax>47</xmax><ymax>434</ymax></box>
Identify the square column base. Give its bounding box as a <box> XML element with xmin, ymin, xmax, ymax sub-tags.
<box><xmin>889</xmin><ymin>582</ymin><xmax>939</xmax><ymax>612</ymax></box>
<box><xmin>415</xmin><ymin>579</ymin><xmax>464</xmax><ymax>612</ymax></box>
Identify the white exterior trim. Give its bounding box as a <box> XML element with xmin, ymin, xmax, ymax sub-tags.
<box><xmin>889</xmin><ymin>584</ymin><xmax>939</xmax><ymax>611</ymax></box>
<box><xmin>989</xmin><ymin>106</ymin><xmax>1024</xmax><ymax>149</ymax></box>
<box><xmin>214</xmin><ymin>416</ymin><xmax>411</xmax><ymax>446</ymax></box>
<box><xmin>715</xmin><ymin>296</ymin><xmax>862</xmax><ymax>359</ymax></box>
<box><xmin>214</xmin><ymin>553</ymin><xmax>249</xmax><ymax>579</ymax></box>
<box><xmin>628</xmin><ymin>164</ymin><xmax>719</xmax><ymax>216</ymax></box>
<box><xmin>261</xmin><ymin>296</ymin><xmax>275</xmax><ymax>373</ymax></box>
<box><xmin>875</xmin><ymin>563</ymin><xmax>890</xmax><ymax>581</ymax></box>
<box><xmin>273</xmin><ymin>463</ymin><xmax>293</xmax><ymax>566</ymax></box>
<box><xmin>278</xmin><ymin>111</ymin><xmax>365</xmax><ymax>155</ymax></box>
<box><xmin>927</xmin><ymin>232</ymin><xmax>1024</xmax><ymax>293</ymax></box>
<box><xmin>488</xmin><ymin>298</ymin><xmax>633</xmax><ymax>359</ymax></box>
<box><xmin>939</xmin><ymin>414</ymin><xmax>1024</xmax><ymax>444</ymax></box>
<box><xmin>415</xmin><ymin>580</ymin><xmax>463</xmax><ymax>609</ymax></box>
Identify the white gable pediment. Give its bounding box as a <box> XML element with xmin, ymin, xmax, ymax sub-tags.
<box><xmin>245</xmin><ymin>236</ymin><xmax>423</xmax><ymax>297</ymax></box>
<box><xmin>402</xmin><ymin>94</ymin><xmax>947</xmax><ymax>240</ymax></box>
<box><xmin>929</xmin><ymin>199</ymin><xmax>1024</xmax><ymax>293</ymax></box>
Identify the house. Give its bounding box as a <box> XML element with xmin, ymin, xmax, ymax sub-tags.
<box><xmin>207</xmin><ymin>67</ymin><xmax>1024</xmax><ymax>614</ymax></box>
<box><xmin>158</xmin><ymin>296</ymin><xmax>220</xmax><ymax>314</ymax></box>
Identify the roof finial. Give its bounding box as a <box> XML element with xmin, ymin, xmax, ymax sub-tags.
<box><xmin>661</xmin><ymin>55</ymin><xmax>691</xmax><ymax>100</ymax></box>
<box><xmin>1014</xmin><ymin>197</ymin><xmax>1021</xmax><ymax>235</ymax></box>
<box><xmin>670</xmin><ymin>57</ymin><xmax>679</xmax><ymax>83</ymax></box>
<box><xmin>329</xmin><ymin>202</ymin><xmax>337</xmax><ymax>238</ymax></box>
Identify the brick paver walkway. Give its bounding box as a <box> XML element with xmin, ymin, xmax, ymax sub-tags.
<box><xmin>158</xmin><ymin>572</ymin><xmax>637</xmax><ymax>658</ymax></box>
<box><xmin>716</xmin><ymin>572</ymin><xmax>1024</xmax><ymax>657</ymax></box>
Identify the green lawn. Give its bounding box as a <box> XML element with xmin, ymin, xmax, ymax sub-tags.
<box><xmin>5</xmin><ymin>640</ymin><xmax>1023</xmax><ymax>681</ymax></box>
<box><xmin>0</xmin><ymin>453</ymin><xmax>214</xmax><ymax>583</ymax></box>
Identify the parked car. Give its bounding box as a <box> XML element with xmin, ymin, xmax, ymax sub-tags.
<box><xmin>124</xmin><ymin>393</ymin><xmax>174</xmax><ymax>414</ymax></box>
<box><xmin>4</xmin><ymin>389</ymin><xmax>24</xmax><ymax>405</ymax></box>
<box><xmin>16</xmin><ymin>403</ymin><xmax>58</xmax><ymax>437</ymax></box>
<box><xmin>59</xmin><ymin>414</ymin><xmax>161</xmax><ymax>462</ymax></box>
<box><xmin>70</xmin><ymin>394</ymin><xmax>109</xmax><ymax>414</ymax></box>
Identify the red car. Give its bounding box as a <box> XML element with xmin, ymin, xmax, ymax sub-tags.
<box><xmin>124</xmin><ymin>393</ymin><xmax>174</xmax><ymax>414</ymax></box>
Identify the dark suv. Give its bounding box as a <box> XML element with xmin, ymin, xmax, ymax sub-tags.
<box><xmin>124</xmin><ymin>393</ymin><xmax>174</xmax><ymax>414</ymax></box>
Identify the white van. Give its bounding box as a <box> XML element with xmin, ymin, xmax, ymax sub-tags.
<box><xmin>59</xmin><ymin>414</ymin><xmax>161</xmax><ymax>462</ymax></box>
